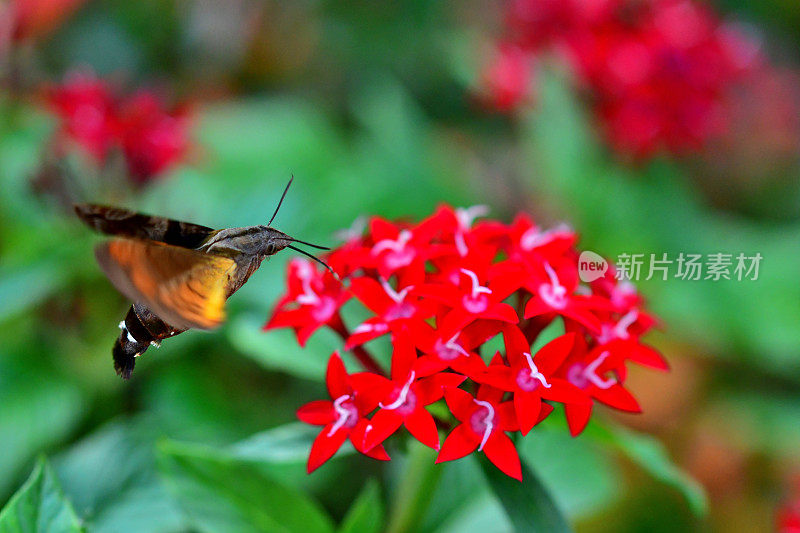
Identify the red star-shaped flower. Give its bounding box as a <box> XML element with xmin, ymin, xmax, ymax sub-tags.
<box><xmin>556</xmin><ymin>336</ymin><xmax>642</xmax><ymax>435</ymax></box>
<box><xmin>351</xmin><ymin>336</ymin><xmax>465</xmax><ymax>451</ymax></box>
<box><xmin>436</xmin><ymin>384</ymin><xmax>548</xmax><ymax>481</ymax></box>
<box><xmin>345</xmin><ymin>273</ymin><xmax>438</xmax><ymax>349</ymax></box>
<box><xmin>414</xmin><ymin>266</ymin><xmax>519</xmax><ymax>330</ymax></box>
<box><xmin>410</xmin><ymin>317</ymin><xmax>502</xmax><ymax>378</ymax></box>
<box><xmin>265</xmin><ymin>258</ymin><xmax>350</xmax><ymax>346</ymax></box>
<box><xmin>298</xmin><ymin>352</ymin><xmax>390</xmax><ymax>473</ymax></box>
<box><xmin>475</xmin><ymin>326</ymin><xmax>590</xmax><ymax>435</ymax></box>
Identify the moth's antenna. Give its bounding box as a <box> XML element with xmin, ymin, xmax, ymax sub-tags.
<box><xmin>289</xmin><ymin>237</ymin><xmax>329</xmax><ymax>250</ymax></box>
<box><xmin>268</xmin><ymin>175</ymin><xmax>293</xmax><ymax>227</ymax></box>
<box><xmin>287</xmin><ymin>245</ymin><xmax>335</xmax><ymax>275</ymax></box>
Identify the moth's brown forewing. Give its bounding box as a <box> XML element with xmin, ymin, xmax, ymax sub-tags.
<box><xmin>75</xmin><ymin>204</ymin><xmax>216</xmax><ymax>249</ymax></box>
<box><xmin>95</xmin><ymin>239</ymin><xmax>236</xmax><ymax>330</ymax></box>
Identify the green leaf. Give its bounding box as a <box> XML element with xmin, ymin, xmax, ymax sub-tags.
<box><xmin>0</xmin><ymin>381</ymin><xmax>85</xmax><ymax>495</ymax></box>
<box><xmin>157</xmin><ymin>440</ymin><xmax>335</xmax><ymax>533</ymax></box>
<box><xmin>416</xmin><ymin>456</ymin><xmax>509</xmax><ymax>533</ymax></box>
<box><xmin>587</xmin><ymin>423</ymin><xmax>707</xmax><ymax>516</ymax></box>
<box><xmin>518</xmin><ymin>421</ymin><xmax>619</xmax><ymax>518</ymax></box>
<box><xmin>0</xmin><ymin>457</ymin><xmax>84</xmax><ymax>533</ymax></box>
<box><xmin>338</xmin><ymin>480</ymin><xmax>383</xmax><ymax>533</ymax></box>
<box><xmin>530</xmin><ymin>318</ymin><xmax>566</xmax><ymax>354</ymax></box>
<box><xmin>230</xmin><ymin>423</ymin><xmax>337</xmax><ymax>464</ymax></box>
<box><xmin>479</xmin><ymin>455</ymin><xmax>572</xmax><ymax>533</ymax></box>
<box><xmin>386</xmin><ymin>441</ymin><xmax>442</xmax><ymax>533</ymax></box>
<box><xmin>227</xmin><ymin>315</ymin><xmax>336</xmax><ymax>382</ymax></box>
<box><xmin>0</xmin><ymin>263</ymin><xmax>68</xmax><ymax>323</ymax></box>
<box><xmin>54</xmin><ymin>420</ymin><xmax>188</xmax><ymax>533</ymax></box>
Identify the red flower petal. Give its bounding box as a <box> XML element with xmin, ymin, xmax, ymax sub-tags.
<box><xmin>476</xmin><ymin>383</ymin><xmax>504</xmax><ymax>405</ymax></box>
<box><xmin>515</xmin><ymin>390</ymin><xmax>542</xmax><ymax>435</ymax></box>
<box><xmin>307</xmin><ymin>424</ymin><xmax>349</xmax><ymax>473</ymax></box>
<box><xmin>592</xmin><ymin>384</ymin><xmax>642</xmax><ymax>412</ymax></box>
<box><xmin>415</xmin><ymin>373</ymin><xmax>466</xmax><ymax>405</ymax></box>
<box><xmin>443</xmin><ymin>387</ymin><xmax>477</xmax><ymax>422</ymax></box>
<box><xmin>534</xmin><ymin>333</ymin><xmax>576</xmax><ymax>375</ymax></box>
<box><xmin>496</xmin><ymin>400</ymin><xmax>519</xmax><ymax>432</ymax></box>
<box><xmin>436</xmin><ymin>424</ymin><xmax>481</xmax><ymax>463</ymax></box>
<box><xmin>361</xmin><ymin>443</ymin><xmax>391</xmax><ymax>461</ymax></box>
<box><xmin>349</xmin><ymin>277</ymin><xmax>391</xmax><ymax>315</ymax></box>
<box><xmin>297</xmin><ymin>400</ymin><xmax>334</xmax><ymax>426</ymax></box>
<box><xmin>482</xmin><ymin>432</ymin><xmax>522</xmax><ymax>481</ymax></box>
<box><xmin>483</xmin><ymin>302</ymin><xmax>520</xmax><ymax>323</ymax></box>
<box><xmin>404</xmin><ymin>408</ymin><xmax>441</xmax><ymax>450</ymax></box>
<box><xmin>472</xmin><ymin>365</ymin><xmax>514</xmax><ymax>391</ymax></box>
<box><xmin>541</xmin><ymin>378</ymin><xmax>589</xmax><ymax>405</ymax></box>
<box><xmin>564</xmin><ymin>402</ymin><xmax>593</xmax><ymax>436</ymax></box>
<box><xmin>361</xmin><ymin>409</ymin><xmax>404</xmax><ymax>451</ymax></box>
<box><xmin>326</xmin><ymin>352</ymin><xmax>349</xmax><ymax>399</ymax></box>
<box><xmin>390</xmin><ymin>333</ymin><xmax>417</xmax><ymax>381</ymax></box>
<box><xmin>413</xmin><ymin>355</ymin><xmax>449</xmax><ymax>378</ymax></box>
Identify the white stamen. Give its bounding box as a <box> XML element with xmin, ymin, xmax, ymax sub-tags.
<box><xmin>334</xmin><ymin>216</ymin><xmax>366</xmax><ymax>242</ymax></box>
<box><xmin>455</xmin><ymin>205</ymin><xmax>489</xmax><ymax>230</ymax></box>
<box><xmin>520</xmin><ymin>223</ymin><xmax>572</xmax><ymax>251</ymax></box>
<box><xmin>597</xmin><ymin>308</ymin><xmax>640</xmax><ymax>344</ymax></box>
<box><xmin>327</xmin><ymin>395</ymin><xmax>353</xmax><ymax>437</ymax></box>
<box><xmin>523</xmin><ymin>352</ymin><xmax>552</xmax><ymax>388</ymax></box>
<box><xmin>539</xmin><ymin>261</ymin><xmax>568</xmax><ymax>309</ymax></box>
<box><xmin>474</xmin><ymin>399</ymin><xmax>495</xmax><ymax>452</ymax></box>
<box><xmin>296</xmin><ymin>279</ymin><xmax>321</xmax><ymax>306</ymax></box>
<box><xmin>611</xmin><ymin>280</ymin><xmax>637</xmax><ymax>307</ymax></box>
<box><xmin>543</xmin><ymin>262</ymin><xmax>561</xmax><ymax>289</ymax></box>
<box><xmin>294</xmin><ymin>259</ymin><xmax>315</xmax><ymax>281</ymax></box>
<box><xmin>444</xmin><ymin>333</ymin><xmax>470</xmax><ymax>358</ymax></box>
<box><xmin>372</xmin><ymin>230</ymin><xmax>412</xmax><ymax>255</ymax></box>
<box><xmin>460</xmin><ymin>268</ymin><xmax>492</xmax><ymax>299</ymax></box>
<box><xmin>380</xmin><ymin>371</ymin><xmax>416</xmax><ymax>410</ymax></box>
<box><xmin>455</xmin><ymin>231</ymin><xmax>468</xmax><ymax>257</ymax></box>
<box><xmin>379</xmin><ymin>278</ymin><xmax>413</xmax><ymax>304</ymax></box>
<box><xmin>614</xmin><ymin>309</ymin><xmax>639</xmax><ymax>339</ymax></box>
<box><xmin>583</xmin><ymin>351</ymin><xmax>616</xmax><ymax>389</ymax></box>
<box><xmin>293</xmin><ymin>259</ymin><xmax>323</xmax><ymax>306</ymax></box>
<box><xmin>354</xmin><ymin>322</ymin><xmax>389</xmax><ymax>335</ymax></box>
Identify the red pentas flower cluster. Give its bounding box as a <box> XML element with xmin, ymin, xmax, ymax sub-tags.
<box><xmin>46</xmin><ymin>71</ymin><xmax>192</xmax><ymax>183</ymax></box>
<box><xmin>479</xmin><ymin>0</ymin><xmax>762</xmax><ymax>157</ymax></box>
<box><xmin>266</xmin><ymin>205</ymin><xmax>668</xmax><ymax>480</ymax></box>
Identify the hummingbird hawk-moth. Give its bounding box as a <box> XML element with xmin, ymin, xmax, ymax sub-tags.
<box><xmin>75</xmin><ymin>178</ymin><xmax>330</xmax><ymax>379</ymax></box>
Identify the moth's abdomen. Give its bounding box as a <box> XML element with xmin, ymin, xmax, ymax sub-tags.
<box><xmin>112</xmin><ymin>304</ymin><xmax>186</xmax><ymax>379</ymax></box>
<box><xmin>114</xmin><ymin>307</ymin><xmax>153</xmax><ymax>379</ymax></box>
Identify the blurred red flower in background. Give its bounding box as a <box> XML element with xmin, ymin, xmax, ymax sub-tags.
<box><xmin>117</xmin><ymin>92</ymin><xmax>191</xmax><ymax>183</ymax></box>
<box><xmin>480</xmin><ymin>0</ymin><xmax>764</xmax><ymax>157</ymax></box>
<box><xmin>47</xmin><ymin>72</ymin><xmax>117</xmax><ymax>163</ymax></box>
<box><xmin>3</xmin><ymin>0</ymin><xmax>86</xmax><ymax>43</ymax></box>
<box><xmin>266</xmin><ymin>205</ymin><xmax>668</xmax><ymax>478</ymax></box>
<box><xmin>45</xmin><ymin>71</ymin><xmax>192</xmax><ymax>183</ymax></box>
<box><xmin>778</xmin><ymin>480</ymin><xmax>800</xmax><ymax>533</ymax></box>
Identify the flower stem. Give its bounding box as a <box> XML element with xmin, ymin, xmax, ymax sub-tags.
<box><xmin>329</xmin><ymin>313</ymin><xmax>386</xmax><ymax>376</ymax></box>
<box><xmin>386</xmin><ymin>440</ymin><xmax>443</xmax><ymax>533</ymax></box>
